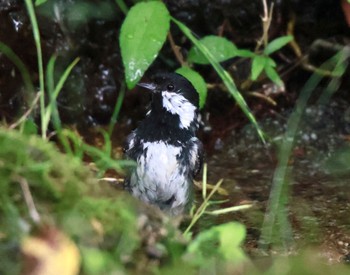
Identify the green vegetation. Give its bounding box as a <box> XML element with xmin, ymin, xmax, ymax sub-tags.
<box><xmin>260</xmin><ymin>49</ymin><xmax>349</xmax><ymax>250</ymax></box>
<box><xmin>0</xmin><ymin>128</ymin><xmax>249</xmax><ymax>273</ymax></box>
<box><xmin>120</xmin><ymin>1</ymin><xmax>271</xmax><ymax>142</ymax></box>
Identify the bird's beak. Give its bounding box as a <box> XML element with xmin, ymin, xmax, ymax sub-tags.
<box><xmin>137</xmin><ymin>82</ymin><xmax>156</xmax><ymax>91</ymax></box>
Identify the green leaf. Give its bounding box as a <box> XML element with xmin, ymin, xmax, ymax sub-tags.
<box><xmin>21</xmin><ymin>119</ymin><xmax>38</xmax><ymax>136</ymax></box>
<box><xmin>35</xmin><ymin>0</ymin><xmax>47</xmax><ymax>5</ymax></box>
<box><xmin>265</xmin><ymin>65</ymin><xmax>283</xmax><ymax>87</ymax></box>
<box><xmin>266</xmin><ymin>57</ymin><xmax>277</xmax><ymax>67</ymax></box>
<box><xmin>176</xmin><ymin>67</ymin><xmax>207</xmax><ymax>109</ymax></box>
<box><xmin>251</xmin><ymin>55</ymin><xmax>267</xmax><ymax>81</ymax></box>
<box><xmin>236</xmin><ymin>49</ymin><xmax>255</xmax><ymax>58</ymax></box>
<box><xmin>216</xmin><ymin>222</ymin><xmax>246</xmax><ymax>261</ymax></box>
<box><xmin>188</xmin><ymin>36</ymin><xmax>237</xmax><ymax>65</ymax></box>
<box><xmin>120</xmin><ymin>2</ymin><xmax>170</xmax><ymax>89</ymax></box>
<box><xmin>186</xmin><ymin>222</ymin><xmax>247</xmax><ymax>265</ymax></box>
<box><xmin>264</xmin><ymin>35</ymin><xmax>293</xmax><ymax>55</ymax></box>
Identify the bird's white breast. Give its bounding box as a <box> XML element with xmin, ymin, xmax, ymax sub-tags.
<box><xmin>134</xmin><ymin>141</ymin><xmax>188</xmax><ymax>203</ymax></box>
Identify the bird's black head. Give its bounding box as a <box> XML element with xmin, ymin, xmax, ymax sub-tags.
<box><xmin>152</xmin><ymin>73</ymin><xmax>199</xmax><ymax>107</ymax></box>
<box><xmin>138</xmin><ymin>73</ymin><xmax>200</xmax><ymax>129</ymax></box>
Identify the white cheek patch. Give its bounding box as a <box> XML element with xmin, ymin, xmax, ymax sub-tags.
<box><xmin>162</xmin><ymin>91</ymin><xmax>196</xmax><ymax>129</ymax></box>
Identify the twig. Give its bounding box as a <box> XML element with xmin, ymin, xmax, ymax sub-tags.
<box><xmin>184</xmin><ymin>178</ymin><xmax>224</xmax><ymax>236</ymax></box>
<box><xmin>205</xmin><ymin>204</ymin><xmax>253</xmax><ymax>215</ymax></box>
<box><xmin>256</xmin><ymin>0</ymin><xmax>274</xmax><ymax>51</ymax></box>
<box><xmin>207</xmin><ymin>82</ymin><xmax>278</xmax><ymax>106</ymax></box>
<box><xmin>167</xmin><ymin>32</ymin><xmax>187</xmax><ymax>66</ymax></box>
<box><xmin>202</xmin><ymin>163</ymin><xmax>207</xmax><ymax>199</ymax></box>
<box><xmin>287</xmin><ymin>13</ymin><xmax>302</xmax><ymax>58</ymax></box>
<box><xmin>17</xmin><ymin>176</ymin><xmax>41</xmax><ymax>224</ymax></box>
<box><xmin>9</xmin><ymin>92</ymin><xmax>40</xmax><ymax>129</ymax></box>
<box><xmin>247</xmin><ymin>91</ymin><xmax>277</xmax><ymax>106</ymax></box>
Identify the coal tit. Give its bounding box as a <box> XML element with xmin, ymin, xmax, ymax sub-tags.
<box><xmin>124</xmin><ymin>73</ymin><xmax>203</xmax><ymax>215</ymax></box>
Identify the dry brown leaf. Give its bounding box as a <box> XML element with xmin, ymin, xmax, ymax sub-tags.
<box><xmin>21</xmin><ymin>226</ymin><xmax>80</xmax><ymax>275</ymax></box>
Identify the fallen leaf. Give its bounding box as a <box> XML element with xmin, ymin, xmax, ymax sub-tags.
<box><xmin>22</xmin><ymin>226</ymin><xmax>80</xmax><ymax>275</ymax></box>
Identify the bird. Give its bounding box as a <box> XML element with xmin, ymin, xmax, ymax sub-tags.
<box><xmin>124</xmin><ymin>72</ymin><xmax>203</xmax><ymax>216</ymax></box>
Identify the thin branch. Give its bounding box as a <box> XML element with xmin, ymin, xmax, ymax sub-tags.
<box><xmin>256</xmin><ymin>0</ymin><xmax>274</xmax><ymax>51</ymax></box>
<box><xmin>17</xmin><ymin>176</ymin><xmax>41</xmax><ymax>224</ymax></box>
<box><xmin>9</xmin><ymin>92</ymin><xmax>40</xmax><ymax>129</ymax></box>
<box><xmin>247</xmin><ymin>91</ymin><xmax>277</xmax><ymax>106</ymax></box>
<box><xmin>167</xmin><ymin>32</ymin><xmax>187</xmax><ymax>66</ymax></box>
<box><xmin>183</xmin><ymin>179</ymin><xmax>224</xmax><ymax>236</ymax></box>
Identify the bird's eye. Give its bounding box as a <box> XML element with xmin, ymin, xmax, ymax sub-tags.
<box><xmin>167</xmin><ymin>84</ymin><xmax>174</xmax><ymax>91</ymax></box>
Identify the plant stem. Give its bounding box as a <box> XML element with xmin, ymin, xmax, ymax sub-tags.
<box><xmin>108</xmin><ymin>82</ymin><xmax>126</xmax><ymax>136</ymax></box>
<box><xmin>184</xmin><ymin>179</ymin><xmax>224</xmax><ymax>236</ymax></box>
<box><xmin>167</xmin><ymin>32</ymin><xmax>186</xmax><ymax>66</ymax></box>
<box><xmin>24</xmin><ymin>0</ymin><xmax>45</xmax><ymax>139</ymax></box>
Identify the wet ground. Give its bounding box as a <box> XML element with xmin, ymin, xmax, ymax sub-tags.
<box><xmin>193</xmin><ymin>101</ymin><xmax>350</xmax><ymax>263</ymax></box>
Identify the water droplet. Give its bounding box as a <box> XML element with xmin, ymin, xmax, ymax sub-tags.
<box><xmin>127</xmin><ymin>34</ymin><xmax>134</xmax><ymax>39</ymax></box>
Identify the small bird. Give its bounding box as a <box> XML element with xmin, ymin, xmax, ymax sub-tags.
<box><xmin>124</xmin><ymin>73</ymin><xmax>203</xmax><ymax>216</ymax></box>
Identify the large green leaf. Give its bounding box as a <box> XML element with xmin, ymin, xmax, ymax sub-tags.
<box><xmin>176</xmin><ymin>67</ymin><xmax>207</xmax><ymax>109</ymax></box>
<box><xmin>188</xmin><ymin>35</ymin><xmax>237</xmax><ymax>65</ymax></box>
<box><xmin>120</xmin><ymin>2</ymin><xmax>170</xmax><ymax>89</ymax></box>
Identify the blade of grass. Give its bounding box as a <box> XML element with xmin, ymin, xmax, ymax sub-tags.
<box><xmin>24</xmin><ymin>0</ymin><xmax>45</xmax><ymax>138</ymax></box>
<box><xmin>259</xmin><ymin>74</ymin><xmax>322</xmax><ymax>250</ymax></box>
<box><xmin>45</xmin><ymin>55</ymin><xmax>57</xmax><ymax>127</ymax></box>
<box><xmin>9</xmin><ymin>93</ymin><xmax>40</xmax><ymax>130</ymax></box>
<box><xmin>317</xmin><ymin>50</ymin><xmax>349</xmax><ymax>105</ymax></box>
<box><xmin>61</xmin><ymin>129</ymin><xmax>84</xmax><ymax>159</ymax></box>
<box><xmin>43</xmin><ymin>57</ymin><xmax>80</xmax><ymax>128</ymax></box>
<box><xmin>52</xmin><ymin>58</ymin><xmax>80</xmax><ymax>102</ymax></box>
<box><xmin>172</xmin><ymin>18</ymin><xmax>265</xmax><ymax>143</ymax></box>
<box><xmin>61</xmin><ymin>128</ymin><xmax>135</xmax><ymax>173</ymax></box>
<box><xmin>82</xmin><ymin>142</ymin><xmax>135</xmax><ymax>175</ymax></box>
<box><xmin>45</xmin><ymin>56</ymin><xmax>80</xmax><ymax>155</ymax></box>
<box><xmin>114</xmin><ymin>0</ymin><xmax>129</xmax><ymax>14</ymax></box>
<box><xmin>259</xmin><ymin>50</ymin><xmax>349</xmax><ymax>250</ymax></box>
<box><xmin>0</xmin><ymin>42</ymin><xmax>35</xmax><ymax>95</ymax></box>
<box><xmin>99</xmin><ymin>129</ymin><xmax>112</xmax><ymax>156</ymax></box>
<box><xmin>184</xmin><ymin>178</ymin><xmax>224</xmax><ymax>236</ymax></box>
<box><xmin>205</xmin><ymin>204</ymin><xmax>253</xmax><ymax>215</ymax></box>
<box><xmin>202</xmin><ymin>163</ymin><xmax>207</xmax><ymax>199</ymax></box>
<box><xmin>108</xmin><ymin>82</ymin><xmax>126</xmax><ymax>136</ymax></box>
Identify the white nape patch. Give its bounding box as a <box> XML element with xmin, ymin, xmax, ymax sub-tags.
<box><xmin>162</xmin><ymin>91</ymin><xmax>196</xmax><ymax>129</ymax></box>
